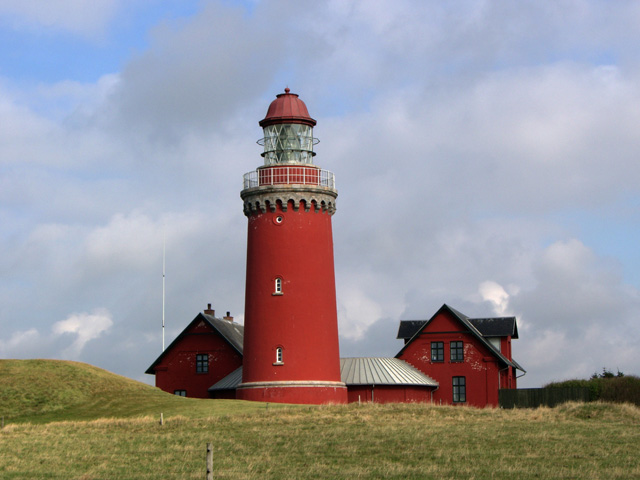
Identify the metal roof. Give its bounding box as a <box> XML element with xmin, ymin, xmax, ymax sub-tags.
<box><xmin>259</xmin><ymin>88</ymin><xmax>316</xmax><ymax>128</ymax></box>
<box><xmin>208</xmin><ymin>358</ymin><xmax>438</xmax><ymax>391</ymax></box>
<box><xmin>340</xmin><ymin>357</ymin><xmax>438</xmax><ymax>387</ymax></box>
<box><xmin>209</xmin><ymin>367</ymin><xmax>243</xmax><ymax>391</ymax></box>
<box><xmin>202</xmin><ymin>314</ymin><xmax>244</xmax><ymax>353</ymax></box>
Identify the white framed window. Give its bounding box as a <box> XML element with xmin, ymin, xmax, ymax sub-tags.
<box><xmin>274</xmin><ymin>347</ymin><xmax>283</xmax><ymax>365</ymax></box>
<box><xmin>274</xmin><ymin>277</ymin><xmax>283</xmax><ymax>295</ymax></box>
<box><xmin>174</xmin><ymin>390</ymin><xmax>186</xmax><ymax>397</ymax></box>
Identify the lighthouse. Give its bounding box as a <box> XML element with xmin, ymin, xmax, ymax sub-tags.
<box><xmin>237</xmin><ymin>88</ymin><xmax>347</xmax><ymax>404</ymax></box>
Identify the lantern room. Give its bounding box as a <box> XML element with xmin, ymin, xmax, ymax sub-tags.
<box><xmin>257</xmin><ymin>87</ymin><xmax>319</xmax><ymax>165</ymax></box>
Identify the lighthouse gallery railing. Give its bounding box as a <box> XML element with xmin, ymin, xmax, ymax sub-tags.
<box><xmin>243</xmin><ymin>167</ymin><xmax>335</xmax><ymax>190</ymax></box>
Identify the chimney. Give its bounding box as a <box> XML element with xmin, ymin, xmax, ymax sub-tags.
<box><xmin>204</xmin><ymin>304</ymin><xmax>215</xmax><ymax>316</ymax></box>
<box><xmin>223</xmin><ymin>311</ymin><xmax>234</xmax><ymax>322</ymax></box>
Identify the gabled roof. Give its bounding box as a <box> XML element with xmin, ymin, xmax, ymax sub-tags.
<box><xmin>397</xmin><ymin>316</ymin><xmax>519</xmax><ymax>340</ymax></box>
<box><xmin>201</xmin><ymin>313</ymin><xmax>244</xmax><ymax>353</ymax></box>
<box><xmin>395</xmin><ymin>304</ymin><xmax>525</xmax><ymax>372</ymax></box>
<box><xmin>207</xmin><ymin>358</ymin><xmax>439</xmax><ymax>392</ymax></box>
<box><xmin>145</xmin><ymin>313</ymin><xmax>244</xmax><ymax>375</ymax></box>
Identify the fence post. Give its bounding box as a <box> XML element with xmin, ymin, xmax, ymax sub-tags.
<box><xmin>206</xmin><ymin>443</ymin><xmax>213</xmax><ymax>480</ymax></box>
<box><xmin>159</xmin><ymin>413</ymin><xmax>164</xmax><ymax>426</ymax></box>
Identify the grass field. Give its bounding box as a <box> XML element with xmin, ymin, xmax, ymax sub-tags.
<box><xmin>1</xmin><ymin>360</ymin><xmax>639</xmax><ymax>479</ymax></box>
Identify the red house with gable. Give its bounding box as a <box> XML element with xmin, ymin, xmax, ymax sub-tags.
<box><xmin>145</xmin><ymin>305</ymin><xmax>243</xmax><ymax>399</ymax></box>
<box><xmin>395</xmin><ymin>304</ymin><xmax>525</xmax><ymax>407</ymax></box>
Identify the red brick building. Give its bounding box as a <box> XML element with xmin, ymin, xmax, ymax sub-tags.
<box><xmin>145</xmin><ymin>306</ymin><xmax>243</xmax><ymax>399</ymax></box>
<box><xmin>395</xmin><ymin>304</ymin><xmax>524</xmax><ymax>407</ymax></box>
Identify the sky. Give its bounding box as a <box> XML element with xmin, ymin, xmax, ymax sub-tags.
<box><xmin>1</xmin><ymin>0</ymin><xmax>639</xmax><ymax>388</ymax></box>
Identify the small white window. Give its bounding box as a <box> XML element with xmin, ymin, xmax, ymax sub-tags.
<box><xmin>275</xmin><ymin>347</ymin><xmax>283</xmax><ymax>364</ymax></box>
<box><xmin>274</xmin><ymin>277</ymin><xmax>282</xmax><ymax>294</ymax></box>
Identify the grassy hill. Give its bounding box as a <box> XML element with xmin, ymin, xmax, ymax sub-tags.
<box><xmin>0</xmin><ymin>359</ymin><xmax>286</xmax><ymax>423</ymax></box>
<box><xmin>1</xmin><ymin>360</ymin><xmax>639</xmax><ymax>479</ymax></box>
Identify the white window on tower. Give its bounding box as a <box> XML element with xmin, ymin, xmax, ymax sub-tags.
<box><xmin>274</xmin><ymin>347</ymin><xmax>283</xmax><ymax>365</ymax></box>
<box><xmin>274</xmin><ymin>277</ymin><xmax>283</xmax><ymax>295</ymax></box>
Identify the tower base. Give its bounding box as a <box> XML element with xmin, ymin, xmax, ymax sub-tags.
<box><xmin>237</xmin><ymin>381</ymin><xmax>348</xmax><ymax>405</ymax></box>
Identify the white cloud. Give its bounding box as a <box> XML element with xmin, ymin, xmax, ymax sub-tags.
<box><xmin>0</xmin><ymin>309</ymin><xmax>112</xmax><ymax>360</ymax></box>
<box><xmin>478</xmin><ymin>281</ymin><xmax>510</xmax><ymax>316</ymax></box>
<box><xmin>52</xmin><ymin>309</ymin><xmax>113</xmax><ymax>358</ymax></box>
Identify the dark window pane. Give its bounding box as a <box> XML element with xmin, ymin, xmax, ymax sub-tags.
<box><xmin>431</xmin><ymin>342</ymin><xmax>444</xmax><ymax>362</ymax></box>
<box><xmin>450</xmin><ymin>341</ymin><xmax>464</xmax><ymax>362</ymax></box>
<box><xmin>196</xmin><ymin>354</ymin><xmax>209</xmax><ymax>373</ymax></box>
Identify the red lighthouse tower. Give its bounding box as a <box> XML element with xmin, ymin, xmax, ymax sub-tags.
<box><xmin>237</xmin><ymin>89</ymin><xmax>347</xmax><ymax>404</ymax></box>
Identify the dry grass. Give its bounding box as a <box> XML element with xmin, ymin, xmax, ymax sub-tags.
<box><xmin>1</xmin><ymin>402</ymin><xmax>639</xmax><ymax>479</ymax></box>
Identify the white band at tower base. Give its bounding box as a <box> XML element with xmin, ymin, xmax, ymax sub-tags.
<box><xmin>237</xmin><ymin>380</ymin><xmax>347</xmax><ymax>389</ymax></box>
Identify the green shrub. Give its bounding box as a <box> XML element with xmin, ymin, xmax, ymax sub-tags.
<box><xmin>600</xmin><ymin>375</ymin><xmax>640</xmax><ymax>406</ymax></box>
<box><xmin>545</xmin><ymin>375</ymin><xmax>640</xmax><ymax>405</ymax></box>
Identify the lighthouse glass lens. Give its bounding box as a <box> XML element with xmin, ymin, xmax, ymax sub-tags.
<box><xmin>262</xmin><ymin>124</ymin><xmax>314</xmax><ymax>165</ymax></box>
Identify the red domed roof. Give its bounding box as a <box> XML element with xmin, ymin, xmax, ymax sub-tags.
<box><xmin>259</xmin><ymin>88</ymin><xmax>316</xmax><ymax>128</ymax></box>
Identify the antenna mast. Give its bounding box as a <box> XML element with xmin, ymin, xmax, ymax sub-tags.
<box><xmin>162</xmin><ymin>231</ymin><xmax>166</xmax><ymax>351</ymax></box>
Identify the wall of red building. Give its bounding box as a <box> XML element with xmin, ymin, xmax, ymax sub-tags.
<box><xmin>154</xmin><ymin>320</ymin><xmax>242</xmax><ymax>399</ymax></box>
<box><xmin>346</xmin><ymin>385</ymin><xmax>433</xmax><ymax>404</ymax></box>
<box><xmin>499</xmin><ymin>337</ymin><xmax>517</xmax><ymax>389</ymax></box>
<box><xmin>398</xmin><ymin>311</ymin><xmax>503</xmax><ymax>407</ymax></box>
<box><xmin>242</xmin><ymin>199</ymin><xmax>343</xmax><ymax>387</ymax></box>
